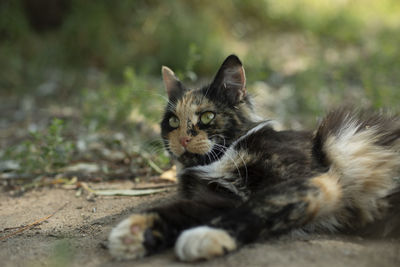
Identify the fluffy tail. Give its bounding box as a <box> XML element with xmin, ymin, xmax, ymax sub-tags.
<box><xmin>313</xmin><ymin>108</ymin><xmax>400</xmax><ymax>227</ymax></box>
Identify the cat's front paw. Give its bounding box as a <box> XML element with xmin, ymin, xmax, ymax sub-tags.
<box><xmin>175</xmin><ymin>226</ymin><xmax>237</xmax><ymax>261</ymax></box>
<box><xmin>108</xmin><ymin>213</ymin><xmax>161</xmax><ymax>260</ymax></box>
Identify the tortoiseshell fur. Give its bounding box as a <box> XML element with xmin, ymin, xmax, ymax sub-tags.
<box><xmin>108</xmin><ymin>55</ymin><xmax>400</xmax><ymax>261</ymax></box>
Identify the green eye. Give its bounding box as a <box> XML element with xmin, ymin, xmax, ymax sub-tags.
<box><xmin>169</xmin><ymin>116</ymin><xmax>180</xmax><ymax>128</ymax></box>
<box><xmin>200</xmin><ymin>111</ymin><xmax>215</xmax><ymax>125</ymax></box>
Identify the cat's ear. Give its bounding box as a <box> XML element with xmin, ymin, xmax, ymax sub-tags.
<box><xmin>162</xmin><ymin>66</ymin><xmax>185</xmax><ymax>100</ymax></box>
<box><xmin>210</xmin><ymin>55</ymin><xmax>246</xmax><ymax>104</ymax></box>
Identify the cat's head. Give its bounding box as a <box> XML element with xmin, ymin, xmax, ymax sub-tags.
<box><xmin>160</xmin><ymin>55</ymin><xmax>257</xmax><ymax>167</ymax></box>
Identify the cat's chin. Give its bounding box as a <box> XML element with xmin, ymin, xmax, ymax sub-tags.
<box><xmin>176</xmin><ymin>151</ymin><xmax>208</xmax><ymax>167</ymax></box>
<box><xmin>175</xmin><ymin>146</ymin><xmax>226</xmax><ymax>168</ymax></box>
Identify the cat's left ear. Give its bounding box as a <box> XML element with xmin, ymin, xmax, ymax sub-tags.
<box><xmin>210</xmin><ymin>55</ymin><xmax>246</xmax><ymax>104</ymax></box>
<box><xmin>162</xmin><ymin>66</ymin><xmax>185</xmax><ymax>100</ymax></box>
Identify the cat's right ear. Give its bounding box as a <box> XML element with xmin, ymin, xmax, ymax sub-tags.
<box><xmin>162</xmin><ymin>66</ymin><xmax>185</xmax><ymax>100</ymax></box>
<box><xmin>209</xmin><ymin>55</ymin><xmax>246</xmax><ymax>105</ymax></box>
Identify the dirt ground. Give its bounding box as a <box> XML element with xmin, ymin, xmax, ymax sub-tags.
<box><xmin>1</xmin><ymin>182</ymin><xmax>400</xmax><ymax>267</ymax></box>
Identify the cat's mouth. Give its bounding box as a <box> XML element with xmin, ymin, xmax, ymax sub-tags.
<box><xmin>171</xmin><ymin>138</ymin><xmax>213</xmax><ymax>157</ymax></box>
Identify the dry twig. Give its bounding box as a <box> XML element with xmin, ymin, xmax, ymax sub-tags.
<box><xmin>0</xmin><ymin>202</ymin><xmax>69</xmax><ymax>241</ymax></box>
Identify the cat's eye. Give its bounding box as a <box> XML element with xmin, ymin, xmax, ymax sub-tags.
<box><xmin>200</xmin><ymin>111</ymin><xmax>215</xmax><ymax>125</ymax></box>
<box><xmin>169</xmin><ymin>116</ymin><xmax>180</xmax><ymax>128</ymax></box>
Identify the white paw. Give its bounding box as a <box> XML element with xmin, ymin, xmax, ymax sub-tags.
<box><xmin>108</xmin><ymin>213</ymin><xmax>159</xmax><ymax>260</ymax></box>
<box><xmin>175</xmin><ymin>226</ymin><xmax>237</xmax><ymax>262</ymax></box>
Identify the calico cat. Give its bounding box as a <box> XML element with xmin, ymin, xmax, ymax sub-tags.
<box><xmin>108</xmin><ymin>55</ymin><xmax>400</xmax><ymax>261</ymax></box>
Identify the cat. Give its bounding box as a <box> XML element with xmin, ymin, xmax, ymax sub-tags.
<box><xmin>108</xmin><ymin>55</ymin><xmax>400</xmax><ymax>261</ymax></box>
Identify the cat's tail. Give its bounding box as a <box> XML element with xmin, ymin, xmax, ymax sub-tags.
<box><xmin>313</xmin><ymin>108</ymin><xmax>400</xmax><ymax>228</ymax></box>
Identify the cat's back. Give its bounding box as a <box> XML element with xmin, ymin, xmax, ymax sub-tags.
<box><xmin>230</xmin><ymin>122</ymin><xmax>319</xmax><ymax>188</ymax></box>
<box><xmin>235</xmin><ymin>121</ymin><xmax>313</xmax><ymax>154</ymax></box>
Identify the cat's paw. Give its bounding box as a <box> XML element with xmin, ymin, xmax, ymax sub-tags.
<box><xmin>175</xmin><ymin>226</ymin><xmax>237</xmax><ymax>261</ymax></box>
<box><xmin>108</xmin><ymin>213</ymin><xmax>160</xmax><ymax>260</ymax></box>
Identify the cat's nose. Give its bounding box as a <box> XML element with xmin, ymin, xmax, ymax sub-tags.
<box><xmin>180</xmin><ymin>137</ymin><xmax>191</xmax><ymax>147</ymax></box>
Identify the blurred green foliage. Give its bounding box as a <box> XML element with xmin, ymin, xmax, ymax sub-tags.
<box><xmin>81</xmin><ymin>68</ymin><xmax>162</xmax><ymax>131</ymax></box>
<box><xmin>1</xmin><ymin>0</ymin><xmax>399</xmax><ymax>124</ymax></box>
<box><xmin>5</xmin><ymin>118</ymin><xmax>74</xmax><ymax>174</ymax></box>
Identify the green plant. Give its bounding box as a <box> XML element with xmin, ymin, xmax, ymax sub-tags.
<box><xmin>5</xmin><ymin>118</ymin><xmax>74</xmax><ymax>174</ymax></box>
<box><xmin>82</xmin><ymin>67</ymin><xmax>164</xmax><ymax>131</ymax></box>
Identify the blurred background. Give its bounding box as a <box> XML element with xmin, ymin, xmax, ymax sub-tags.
<box><xmin>1</xmin><ymin>0</ymin><xmax>400</xmax><ymax>189</ymax></box>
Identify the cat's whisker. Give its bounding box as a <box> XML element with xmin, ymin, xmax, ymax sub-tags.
<box><xmin>143</xmin><ymin>138</ymin><xmax>169</xmax><ymax>148</ymax></box>
<box><xmin>208</xmin><ymin>148</ymin><xmax>220</xmax><ymax>162</ymax></box>
<box><xmin>205</xmin><ymin>152</ymin><xmax>214</xmax><ymax>165</ymax></box>
<box><xmin>209</xmin><ymin>134</ymin><xmax>228</xmax><ymax>148</ymax></box>
<box><xmin>194</xmin><ymin>140</ymin><xmax>220</xmax><ymax>163</ymax></box>
<box><xmin>213</xmin><ymin>143</ymin><xmax>249</xmax><ymax>184</ymax></box>
<box><xmin>200</xmin><ymin>85</ymin><xmax>211</xmax><ymax>105</ymax></box>
<box><xmin>125</xmin><ymin>136</ymin><xmax>172</xmax><ymax>158</ymax></box>
<box><xmin>168</xmin><ymin>100</ymin><xmax>178</xmax><ymax>109</ymax></box>
<box><xmin>150</xmin><ymin>93</ymin><xmax>170</xmax><ymax>104</ymax></box>
<box><xmin>130</xmin><ymin>88</ymin><xmax>170</xmax><ymax>105</ymax></box>
<box><xmin>135</xmin><ymin>138</ymin><xmax>166</xmax><ymax>150</ymax></box>
<box><xmin>221</xmin><ymin>143</ymin><xmax>248</xmax><ymax>183</ymax></box>
<box><xmin>147</xmin><ymin>146</ymin><xmax>167</xmax><ymax>155</ymax></box>
<box><xmin>210</xmin><ymin>146</ymin><xmax>226</xmax><ymax>162</ymax></box>
<box><xmin>211</xmin><ymin>144</ymin><xmax>244</xmax><ymax>183</ymax></box>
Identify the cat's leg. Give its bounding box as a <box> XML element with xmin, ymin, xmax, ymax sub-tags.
<box><xmin>175</xmin><ymin>171</ymin><xmax>344</xmax><ymax>261</ymax></box>
<box><xmin>108</xmin><ymin>198</ymin><xmax>235</xmax><ymax>260</ymax></box>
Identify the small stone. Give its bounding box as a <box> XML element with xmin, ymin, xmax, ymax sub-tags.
<box><xmin>86</xmin><ymin>193</ymin><xmax>96</xmax><ymax>202</ymax></box>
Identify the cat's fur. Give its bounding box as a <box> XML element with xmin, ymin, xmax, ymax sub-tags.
<box><xmin>108</xmin><ymin>55</ymin><xmax>400</xmax><ymax>261</ymax></box>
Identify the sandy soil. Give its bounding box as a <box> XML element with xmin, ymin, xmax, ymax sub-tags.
<box><xmin>1</xmin><ymin>184</ymin><xmax>400</xmax><ymax>267</ymax></box>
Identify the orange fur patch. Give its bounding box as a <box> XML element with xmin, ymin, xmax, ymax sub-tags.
<box><xmin>308</xmin><ymin>172</ymin><xmax>342</xmax><ymax>218</ymax></box>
